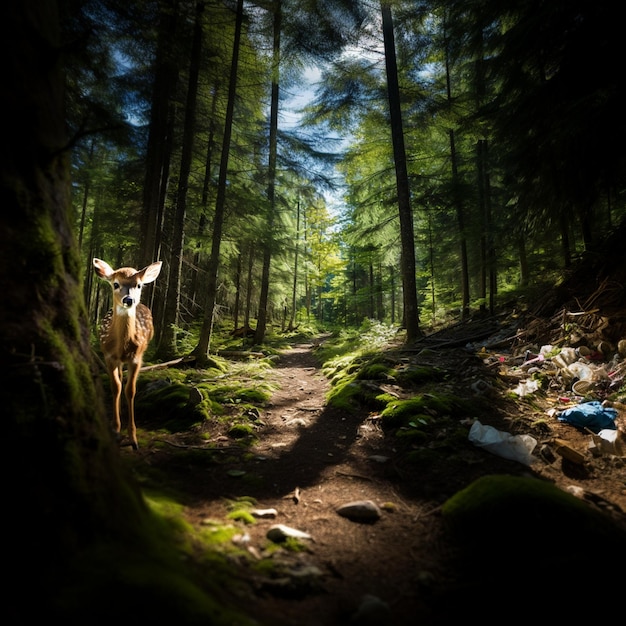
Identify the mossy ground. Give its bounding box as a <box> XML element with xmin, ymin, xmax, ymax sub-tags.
<box><xmin>99</xmin><ymin>321</ymin><xmax>626</xmax><ymax>625</ymax></box>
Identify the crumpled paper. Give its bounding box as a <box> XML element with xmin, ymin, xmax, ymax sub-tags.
<box><xmin>469</xmin><ymin>420</ymin><xmax>537</xmax><ymax>465</ymax></box>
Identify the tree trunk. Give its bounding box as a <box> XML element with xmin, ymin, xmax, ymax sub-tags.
<box><xmin>157</xmin><ymin>1</ymin><xmax>204</xmax><ymax>360</ymax></box>
<box><xmin>288</xmin><ymin>198</ymin><xmax>300</xmax><ymax>330</ymax></box>
<box><xmin>2</xmin><ymin>2</ymin><xmax>230</xmax><ymax>621</ymax></box>
<box><xmin>254</xmin><ymin>1</ymin><xmax>282</xmax><ymax>344</ymax></box>
<box><xmin>245</xmin><ymin>242</ymin><xmax>255</xmax><ymax>331</ymax></box>
<box><xmin>191</xmin><ymin>82</ymin><xmax>220</xmax><ymax>313</ymax></box>
<box><xmin>140</xmin><ymin>0</ymin><xmax>180</xmax><ymax>270</ymax></box>
<box><xmin>381</xmin><ymin>3</ymin><xmax>421</xmax><ymax>342</ymax></box>
<box><xmin>477</xmin><ymin>138</ymin><xmax>496</xmax><ymax>315</ymax></box>
<box><xmin>193</xmin><ymin>0</ymin><xmax>244</xmax><ymax>362</ymax></box>
<box><xmin>233</xmin><ymin>250</ymin><xmax>243</xmax><ymax>329</ymax></box>
<box><xmin>443</xmin><ymin>35</ymin><xmax>470</xmax><ymax>320</ymax></box>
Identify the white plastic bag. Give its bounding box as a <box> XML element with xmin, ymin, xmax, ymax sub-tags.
<box><xmin>469</xmin><ymin>420</ymin><xmax>537</xmax><ymax>466</ymax></box>
<box><xmin>512</xmin><ymin>379</ymin><xmax>539</xmax><ymax>397</ymax></box>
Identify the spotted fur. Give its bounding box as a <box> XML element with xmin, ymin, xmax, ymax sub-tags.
<box><xmin>93</xmin><ymin>258</ymin><xmax>162</xmax><ymax>450</ymax></box>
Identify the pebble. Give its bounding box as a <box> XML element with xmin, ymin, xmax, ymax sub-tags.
<box><xmin>266</xmin><ymin>524</ymin><xmax>313</xmax><ymax>542</ymax></box>
<box><xmin>350</xmin><ymin>594</ymin><xmax>391</xmax><ymax>624</ymax></box>
<box><xmin>336</xmin><ymin>500</ymin><xmax>382</xmax><ymax>522</ymax></box>
<box><xmin>251</xmin><ymin>508</ymin><xmax>278</xmax><ymax>519</ymax></box>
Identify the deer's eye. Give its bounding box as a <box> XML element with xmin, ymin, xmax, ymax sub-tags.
<box><xmin>113</xmin><ymin>282</ymin><xmax>120</xmax><ymax>289</ymax></box>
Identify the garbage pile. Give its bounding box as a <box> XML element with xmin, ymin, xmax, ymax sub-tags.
<box><xmin>512</xmin><ymin>340</ymin><xmax>626</xmax><ymax>399</ymax></box>
<box><xmin>472</xmin><ymin>336</ymin><xmax>626</xmax><ymax>464</ymax></box>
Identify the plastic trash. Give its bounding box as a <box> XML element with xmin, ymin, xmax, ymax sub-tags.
<box><xmin>588</xmin><ymin>429</ymin><xmax>624</xmax><ymax>456</ymax></box>
<box><xmin>567</xmin><ymin>362</ymin><xmax>593</xmax><ymax>380</ymax></box>
<box><xmin>513</xmin><ymin>379</ymin><xmax>539</xmax><ymax>396</ymax></box>
<box><xmin>553</xmin><ymin>347</ymin><xmax>577</xmax><ymax>369</ymax></box>
<box><xmin>468</xmin><ymin>420</ymin><xmax>537</xmax><ymax>466</ymax></box>
<box><xmin>520</xmin><ymin>353</ymin><xmax>544</xmax><ymax>370</ymax></box>
<box><xmin>557</xmin><ymin>401</ymin><xmax>617</xmax><ymax>432</ymax></box>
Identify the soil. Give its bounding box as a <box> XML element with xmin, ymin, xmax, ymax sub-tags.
<box><xmin>127</xmin><ymin>328</ymin><xmax>626</xmax><ymax>625</ymax></box>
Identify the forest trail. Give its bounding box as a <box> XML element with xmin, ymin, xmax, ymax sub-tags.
<box><xmin>186</xmin><ymin>342</ymin><xmax>454</xmax><ymax>625</ymax></box>
<box><xmin>130</xmin><ymin>337</ymin><xmax>626</xmax><ymax>625</ymax></box>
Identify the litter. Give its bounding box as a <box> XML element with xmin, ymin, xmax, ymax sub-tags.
<box><xmin>587</xmin><ymin>428</ymin><xmax>625</xmax><ymax>456</ymax></box>
<box><xmin>512</xmin><ymin>379</ymin><xmax>539</xmax><ymax>396</ymax></box>
<box><xmin>468</xmin><ymin>420</ymin><xmax>537</xmax><ymax>466</ymax></box>
<box><xmin>557</xmin><ymin>400</ymin><xmax>617</xmax><ymax>433</ymax></box>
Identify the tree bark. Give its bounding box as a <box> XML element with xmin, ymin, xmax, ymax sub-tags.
<box><xmin>381</xmin><ymin>3</ymin><xmax>421</xmax><ymax>342</ymax></box>
<box><xmin>157</xmin><ymin>1</ymin><xmax>204</xmax><ymax>360</ymax></box>
<box><xmin>1</xmin><ymin>2</ymin><xmax>230</xmax><ymax>621</ymax></box>
<box><xmin>193</xmin><ymin>0</ymin><xmax>245</xmax><ymax>362</ymax></box>
<box><xmin>254</xmin><ymin>0</ymin><xmax>282</xmax><ymax>344</ymax></box>
<box><xmin>140</xmin><ymin>0</ymin><xmax>180</xmax><ymax>270</ymax></box>
<box><xmin>288</xmin><ymin>198</ymin><xmax>301</xmax><ymax>330</ymax></box>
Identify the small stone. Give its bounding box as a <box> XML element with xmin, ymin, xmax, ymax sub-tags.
<box><xmin>251</xmin><ymin>508</ymin><xmax>278</xmax><ymax>519</ymax></box>
<box><xmin>186</xmin><ymin>386</ymin><xmax>203</xmax><ymax>407</ymax></box>
<box><xmin>368</xmin><ymin>455</ymin><xmax>390</xmax><ymax>463</ymax></box>
<box><xmin>350</xmin><ymin>594</ymin><xmax>390</xmax><ymax>624</ymax></box>
<box><xmin>336</xmin><ymin>500</ymin><xmax>382</xmax><ymax>522</ymax></box>
<box><xmin>266</xmin><ymin>524</ymin><xmax>313</xmax><ymax>542</ymax></box>
<box><xmin>565</xmin><ymin>484</ymin><xmax>585</xmax><ymax>498</ymax></box>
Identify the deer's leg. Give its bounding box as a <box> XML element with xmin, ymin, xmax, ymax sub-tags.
<box><xmin>125</xmin><ymin>361</ymin><xmax>141</xmax><ymax>450</ymax></box>
<box><xmin>108</xmin><ymin>363</ymin><xmax>123</xmax><ymax>435</ymax></box>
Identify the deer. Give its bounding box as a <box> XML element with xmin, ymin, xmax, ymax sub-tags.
<box><xmin>93</xmin><ymin>258</ymin><xmax>162</xmax><ymax>450</ymax></box>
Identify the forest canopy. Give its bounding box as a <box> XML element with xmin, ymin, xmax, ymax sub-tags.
<box><xmin>66</xmin><ymin>0</ymin><xmax>626</xmax><ymax>355</ymax></box>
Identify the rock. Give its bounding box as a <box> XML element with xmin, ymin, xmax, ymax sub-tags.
<box><xmin>336</xmin><ymin>500</ymin><xmax>382</xmax><ymax>522</ymax></box>
<box><xmin>350</xmin><ymin>594</ymin><xmax>391</xmax><ymax>624</ymax></box>
<box><xmin>266</xmin><ymin>524</ymin><xmax>313</xmax><ymax>543</ymax></box>
<box><xmin>368</xmin><ymin>454</ymin><xmax>390</xmax><ymax>463</ymax></box>
<box><xmin>251</xmin><ymin>508</ymin><xmax>278</xmax><ymax>519</ymax></box>
<box><xmin>186</xmin><ymin>386</ymin><xmax>203</xmax><ymax>407</ymax></box>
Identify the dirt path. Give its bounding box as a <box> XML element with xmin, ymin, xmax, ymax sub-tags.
<box><xmin>177</xmin><ymin>343</ymin><xmax>453</xmax><ymax>625</ymax></box>
<box><xmin>253</xmin><ymin>345</ymin><xmax>451</xmax><ymax>624</ymax></box>
<box><xmin>134</xmin><ymin>340</ymin><xmax>626</xmax><ymax>625</ymax></box>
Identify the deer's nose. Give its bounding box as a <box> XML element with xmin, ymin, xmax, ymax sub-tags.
<box><xmin>122</xmin><ymin>296</ymin><xmax>134</xmax><ymax>308</ymax></box>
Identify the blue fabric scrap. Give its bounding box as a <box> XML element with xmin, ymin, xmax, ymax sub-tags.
<box><xmin>557</xmin><ymin>401</ymin><xmax>617</xmax><ymax>432</ymax></box>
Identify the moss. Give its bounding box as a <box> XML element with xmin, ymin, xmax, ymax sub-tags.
<box><xmin>226</xmin><ymin>509</ymin><xmax>256</xmax><ymax>524</ymax></box>
<box><xmin>198</xmin><ymin>523</ymin><xmax>240</xmax><ymax>546</ymax></box>
<box><xmin>375</xmin><ymin>392</ymin><xmax>400</xmax><ymax>406</ymax></box>
<box><xmin>356</xmin><ymin>362</ymin><xmax>396</xmax><ymax>380</ymax></box>
<box><xmin>227</xmin><ymin>422</ymin><xmax>257</xmax><ymax>440</ymax></box>
<box><xmin>380</xmin><ymin>395</ymin><xmax>465</xmax><ymax>428</ymax></box>
<box><xmin>326</xmin><ymin>376</ymin><xmax>386</xmax><ymax>412</ymax></box>
<box><xmin>403</xmin><ymin>447</ymin><xmax>441</xmax><ymax>467</ymax></box>
<box><xmin>326</xmin><ymin>377</ymin><xmax>360</xmax><ymax>410</ymax></box>
<box><xmin>396</xmin><ymin>365</ymin><xmax>447</xmax><ymax>385</ymax></box>
<box><xmin>442</xmin><ymin>474</ymin><xmax>626</xmax><ymax>549</ymax></box>
<box><xmin>395</xmin><ymin>427</ymin><xmax>429</xmax><ymax>443</ymax></box>
<box><xmin>38</xmin><ymin>316</ymin><xmax>93</xmax><ymax>415</ymax></box>
<box><xmin>281</xmin><ymin>537</ymin><xmax>309</xmax><ymax>552</ymax></box>
<box><xmin>322</xmin><ymin>354</ymin><xmax>359</xmax><ymax>379</ymax></box>
<box><xmin>50</xmin><ymin>495</ymin><xmax>255</xmax><ymax>625</ymax></box>
<box><xmin>251</xmin><ymin>557</ymin><xmax>279</xmax><ymax>575</ymax></box>
<box><xmin>203</xmin><ymin>383</ymin><xmax>272</xmax><ymax>405</ymax></box>
<box><xmin>135</xmin><ymin>382</ymin><xmax>223</xmax><ymax>432</ymax></box>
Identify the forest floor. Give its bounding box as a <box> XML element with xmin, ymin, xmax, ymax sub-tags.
<box><xmin>125</xmin><ymin>314</ymin><xmax>626</xmax><ymax>625</ymax></box>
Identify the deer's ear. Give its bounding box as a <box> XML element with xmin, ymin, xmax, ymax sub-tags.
<box><xmin>140</xmin><ymin>261</ymin><xmax>162</xmax><ymax>284</ymax></box>
<box><xmin>93</xmin><ymin>258</ymin><xmax>114</xmax><ymax>279</ymax></box>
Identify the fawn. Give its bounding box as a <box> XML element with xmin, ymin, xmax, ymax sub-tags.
<box><xmin>93</xmin><ymin>258</ymin><xmax>162</xmax><ymax>450</ymax></box>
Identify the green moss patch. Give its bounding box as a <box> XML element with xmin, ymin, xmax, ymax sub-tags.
<box><xmin>380</xmin><ymin>394</ymin><xmax>468</xmax><ymax>428</ymax></box>
<box><xmin>396</xmin><ymin>365</ymin><xmax>447</xmax><ymax>386</ymax></box>
<box><xmin>135</xmin><ymin>381</ymin><xmax>210</xmax><ymax>432</ymax></box>
<box><xmin>441</xmin><ymin>474</ymin><xmax>626</xmax><ymax>577</ymax></box>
